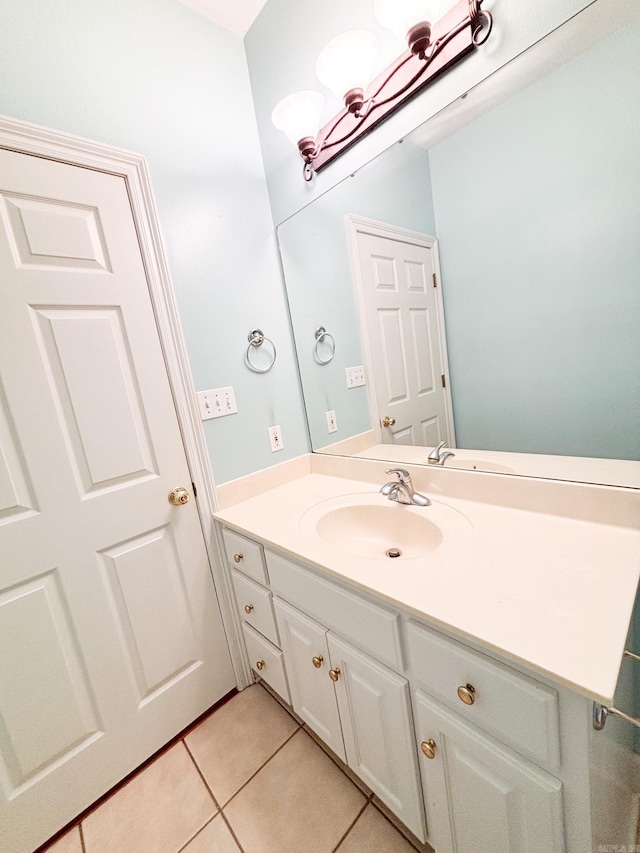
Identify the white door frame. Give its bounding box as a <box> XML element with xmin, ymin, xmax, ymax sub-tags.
<box><xmin>0</xmin><ymin>114</ymin><xmax>250</xmax><ymax>688</ymax></box>
<box><xmin>346</xmin><ymin>214</ymin><xmax>456</xmax><ymax>447</ymax></box>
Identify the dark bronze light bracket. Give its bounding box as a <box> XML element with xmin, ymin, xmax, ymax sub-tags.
<box><xmin>299</xmin><ymin>0</ymin><xmax>493</xmax><ymax>181</ymax></box>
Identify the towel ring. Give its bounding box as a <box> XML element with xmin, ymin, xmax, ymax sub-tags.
<box><xmin>313</xmin><ymin>326</ymin><xmax>335</xmax><ymax>365</ymax></box>
<box><xmin>245</xmin><ymin>329</ymin><xmax>277</xmax><ymax>373</ymax></box>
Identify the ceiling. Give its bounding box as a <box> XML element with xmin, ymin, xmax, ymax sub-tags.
<box><xmin>178</xmin><ymin>0</ymin><xmax>267</xmax><ymax>37</ymax></box>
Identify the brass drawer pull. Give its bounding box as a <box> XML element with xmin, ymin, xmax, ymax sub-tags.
<box><xmin>329</xmin><ymin>668</ymin><xmax>341</xmax><ymax>682</ymax></box>
<box><xmin>233</xmin><ymin>553</ymin><xmax>243</xmax><ymax>563</ymax></box>
<box><xmin>312</xmin><ymin>655</ymin><xmax>324</xmax><ymax>668</ymax></box>
<box><xmin>256</xmin><ymin>660</ymin><xmax>265</xmax><ymax>671</ymax></box>
<box><xmin>457</xmin><ymin>684</ymin><xmax>476</xmax><ymax>706</ymax></box>
<box><xmin>244</xmin><ymin>604</ymin><xmax>254</xmax><ymax>614</ymax></box>
<box><xmin>421</xmin><ymin>739</ymin><xmax>437</xmax><ymax>759</ymax></box>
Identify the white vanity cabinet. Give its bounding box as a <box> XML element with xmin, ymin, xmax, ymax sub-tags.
<box><xmin>413</xmin><ymin>690</ymin><xmax>565</xmax><ymax>853</ymax></box>
<box><xmin>222</xmin><ymin>528</ymin><xmax>290</xmax><ymax>703</ymax></box>
<box><xmin>407</xmin><ymin>621</ymin><xmax>566</xmax><ymax>852</ymax></box>
<box><xmin>218</xmin><ymin>523</ymin><xmax>631</xmax><ymax>853</ymax></box>
<box><xmin>273</xmin><ymin>596</ymin><xmax>426</xmax><ymax>841</ymax></box>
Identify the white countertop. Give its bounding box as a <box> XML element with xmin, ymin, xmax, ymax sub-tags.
<box><xmin>215</xmin><ymin>470</ymin><xmax>640</xmax><ymax>705</ymax></box>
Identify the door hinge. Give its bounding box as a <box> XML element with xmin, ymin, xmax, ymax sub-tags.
<box><xmin>192</xmin><ymin>482</ymin><xmax>198</xmax><ymax>498</ymax></box>
<box><xmin>441</xmin><ymin>374</ymin><xmax>446</xmax><ymax>388</ymax></box>
<box><xmin>432</xmin><ymin>273</ymin><xmax>437</xmax><ymax>288</ymax></box>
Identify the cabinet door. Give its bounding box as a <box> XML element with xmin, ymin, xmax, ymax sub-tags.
<box><xmin>328</xmin><ymin>634</ymin><xmax>426</xmax><ymax>842</ymax></box>
<box><xmin>274</xmin><ymin>598</ymin><xmax>345</xmax><ymax>761</ymax></box>
<box><xmin>414</xmin><ymin>690</ymin><xmax>565</xmax><ymax>853</ymax></box>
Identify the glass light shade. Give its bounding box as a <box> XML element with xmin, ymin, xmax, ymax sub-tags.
<box><xmin>374</xmin><ymin>0</ymin><xmax>441</xmax><ymax>45</ymax></box>
<box><xmin>271</xmin><ymin>91</ymin><xmax>326</xmax><ymax>145</ymax></box>
<box><xmin>315</xmin><ymin>30</ymin><xmax>379</xmax><ymax>104</ymax></box>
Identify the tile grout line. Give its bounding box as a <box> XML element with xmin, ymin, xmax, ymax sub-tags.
<box><xmin>78</xmin><ymin>823</ymin><xmax>87</xmax><ymax>853</ymax></box>
<box><xmin>217</xmin><ymin>723</ymin><xmax>303</xmax><ymax>809</ymax></box>
<box><xmin>175</xmin><ymin>814</ymin><xmax>217</xmax><ymax>853</ymax></box>
<box><xmin>330</xmin><ymin>798</ymin><xmax>371</xmax><ymax>852</ymax></box>
<box><xmin>217</xmin><ymin>808</ymin><xmax>246</xmax><ymax>853</ymax></box>
<box><xmin>182</xmin><ymin>738</ymin><xmax>221</xmax><ymax>812</ymax></box>
<box><xmin>369</xmin><ymin>802</ymin><xmax>429</xmax><ymax>853</ymax></box>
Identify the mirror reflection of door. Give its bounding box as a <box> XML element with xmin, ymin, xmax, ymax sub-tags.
<box><xmin>348</xmin><ymin>216</ymin><xmax>455</xmax><ymax>447</ymax></box>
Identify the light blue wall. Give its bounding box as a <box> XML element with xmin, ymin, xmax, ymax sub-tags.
<box><xmin>0</xmin><ymin>0</ymin><xmax>309</xmax><ymax>483</ymax></box>
<box><xmin>429</xmin><ymin>18</ymin><xmax>640</xmax><ymax>460</ymax></box>
<box><xmin>278</xmin><ymin>138</ymin><xmax>436</xmax><ymax>448</ymax></box>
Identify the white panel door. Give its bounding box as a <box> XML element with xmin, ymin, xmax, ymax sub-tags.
<box><xmin>0</xmin><ymin>148</ymin><xmax>234</xmax><ymax>853</ymax></box>
<box><xmin>327</xmin><ymin>634</ymin><xmax>426</xmax><ymax>842</ymax></box>
<box><xmin>273</xmin><ymin>598</ymin><xmax>345</xmax><ymax>761</ymax></box>
<box><xmin>355</xmin><ymin>229</ymin><xmax>451</xmax><ymax>446</ymax></box>
<box><xmin>414</xmin><ymin>691</ymin><xmax>565</xmax><ymax>853</ymax></box>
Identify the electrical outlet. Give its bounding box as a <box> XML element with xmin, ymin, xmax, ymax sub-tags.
<box><xmin>268</xmin><ymin>425</ymin><xmax>283</xmax><ymax>452</ymax></box>
<box><xmin>197</xmin><ymin>386</ymin><xmax>238</xmax><ymax>420</ymax></box>
<box><xmin>345</xmin><ymin>365</ymin><xmax>366</xmax><ymax>388</ymax></box>
<box><xmin>326</xmin><ymin>410</ymin><xmax>338</xmax><ymax>433</ymax></box>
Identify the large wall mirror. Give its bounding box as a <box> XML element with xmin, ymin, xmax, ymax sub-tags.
<box><xmin>277</xmin><ymin>3</ymin><xmax>640</xmax><ymax>489</ymax></box>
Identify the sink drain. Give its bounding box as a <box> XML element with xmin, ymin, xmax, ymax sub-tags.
<box><xmin>386</xmin><ymin>547</ymin><xmax>402</xmax><ymax>558</ymax></box>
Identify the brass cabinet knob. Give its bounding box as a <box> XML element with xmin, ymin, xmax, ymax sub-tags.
<box><xmin>457</xmin><ymin>684</ymin><xmax>476</xmax><ymax>706</ymax></box>
<box><xmin>312</xmin><ymin>655</ymin><xmax>324</xmax><ymax>668</ymax></box>
<box><xmin>168</xmin><ymin>487</ymin><xmax>190</xmax><ymax>506</ymax></box>
<box><xmin>233</xmin><ymin>553</ymin><xmax>243</xmax><ymax>563</ymax></box>
<box><xmin>256</xmin><ymin>660</ymin><xmax>265</xmax><ymax>671</ymax></box>
<box><xmin>382</xmin><ymin>416</ymin><xmax>396</xmax><ymax>427</ymax></box>
<box><xmin>328</xmin><ymin>668</ymin><xmax>341</xmax><ymax>682</ymax></box>
<box><xmin>421</xmin><ymin>739</ymin><xmax>437</xmax><ymax>760</ymax></box>
<box><xmin>244</xmin><ymin>604</ymin><xmax>254</xmax><ymax>614</ymax></box>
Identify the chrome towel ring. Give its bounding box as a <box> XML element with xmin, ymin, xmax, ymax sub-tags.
<box><xmin>245</xmin><ymin>329</ymin><xmax>277</xmax><ymax>373</ymax></box>
<box><xmin>313</xmin><ymin>326</ymin><xmax>335</xmax><ymax>365</ymax></box>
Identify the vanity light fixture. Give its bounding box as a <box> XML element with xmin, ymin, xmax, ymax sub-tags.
<box><xmin>272</xmin><ymin>0</ymin><xmax>493</xmax><ymax>181</ymax></box>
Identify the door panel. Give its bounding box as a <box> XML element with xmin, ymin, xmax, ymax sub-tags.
<box><xmin>414</xmin><ymin>690</ymin><xmax>565</xmax><ymax>853</ymax></box>
<box><xmin>32</xmin><ymin>306</ymin><xmax>157</xmax><ymax>491</ymax></box>
<box><xmin>0</xmin><ymin>147</ymin><xmax>234</xmax><ymax>853</ymax></box>
<box><xmin>327</xmin><ymin>634</ymin><xmax>426</xmax><ymax>842</ymax></box>
<box><xmin>274</xmin><ymin>598</ymin><xmax>345</xmax><ymax>761</ymax></box>
<box><xmin>354</xmin><ymin>228</ymin><xmax>451</xmax><ymax>447</ymax></box>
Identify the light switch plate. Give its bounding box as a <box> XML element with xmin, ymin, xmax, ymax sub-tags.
<box><xmin>197</xmin><ymin>386</ymin><xmax>238</xmax><ymax>420</ymax></box>
<box><xmin>346</xmin><ymin>366</ymin><xmax>366</xmax><ymax>388</ymax></box>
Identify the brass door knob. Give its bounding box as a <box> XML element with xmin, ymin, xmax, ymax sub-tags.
<box><xmin>382</xmin><ymin>416</ymin><xmax>396</xmax><ymax>427</ymax></box>
<box><xmin>457</xmin><ymin>684</ymin><xmax>476</xmax><ymax>706</ymax></box>
<box><xmin>244</xmin><ymin>604</ymin><xmax>254</xmax><ymax>614</ymax></box>
<box><xmin>256</xmin><ymin>660</ymin><xmax>265</xmax><ymax>671</ymax></box>
<box><xmin>168</xmin><ymin>487</ymin><xmax>190</xmax><ymax>506</ymax></box>
<box><xmin>328</xmin><ymin>668</ymin><xmax>341</xmax><ymax>682</ymax></box>
<box><xmin>233</xmin><ymin>553</ymin><xmax>243</xmax><ymax>563</ymax></box>
<box><xmin>421</xmin><ymin>739</ymin><xmax>437</xmax><ymax>759</ymax></box>
<box><xmin>312</xmin><ymin>655</ymin><xmax>324</xmax><ymax>668</ymax></box>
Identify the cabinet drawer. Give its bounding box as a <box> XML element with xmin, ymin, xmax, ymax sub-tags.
<box><xmin>222</xmin><ymin>528</ymin><xmax>268</xmax><ymax>585</ymax></box>
<box><xmin>243</xmin><ymin>623</ymin><xmax>290</xmax><ymax>704</ymax></box>
<box><xmin>232</xmin><ymin>570</ymin><xmax>279</xmax><ymax>646</ymax></box>
<box><xmin>267</xmin><ymin>549</ymin><xmax>403</xmax><ymax>671</ymax></box>
<box><xmin>406</xmin><ymin>620</ymin><xmax>560</xmax><ymax>770</ymax></box>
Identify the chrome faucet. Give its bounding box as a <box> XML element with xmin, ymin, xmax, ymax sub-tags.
<box><xmin>380</xmin><ymin>468</ymin><xmax>431</xmax><ymax>506</ymax></box>
<box><xmin>428</xmin><ymin>441</ymin><xmax>455</xmax><ymax>466</ymax></box>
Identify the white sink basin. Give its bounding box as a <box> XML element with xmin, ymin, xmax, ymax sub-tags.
<box><xmin>300</xmin><ymin>493</ymin><xmax>472</xmax><ymax>560</ymax></box>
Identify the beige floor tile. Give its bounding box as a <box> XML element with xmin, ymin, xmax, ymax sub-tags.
<box><xmin>181</xmin><ymin>815</ymin><xmax>240</xmax><ymax>852</ymax></box>
<box><xmin>337</xmin><ymin>804</ymin><xmax>421</xmax><ymax>852</ymax></box>
<box><xmin>185</xmin><ymin>684</ymin><xmax>299</xmax><ymax>805</ymax></box>
<box><xmin>42</xmin><ymin>827</ymin><xmax>83</xmax><ymax>853</ymax></box>
<box><xmin>82</xmin><ymin>742</ymin><xmax>215</xmax><ymax>853</ymax></box>
<box><xmin>225</xmin><ymin>729</ymin><xmax>367</xmax><ymax>853</ymax></box>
